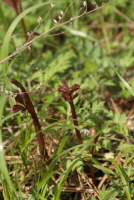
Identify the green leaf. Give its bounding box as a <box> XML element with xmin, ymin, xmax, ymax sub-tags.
<box><xmin>99</xmin><ymin>186</ymin><xmax>117</xmax><ymax>200</ymax></box>
<box><xmin>31</xmin><ymin>50</ymin><xmax>75</xmax><ymax>84</ymax></box>
<box><xmin>93</xmin><ymin>164</ymin><xmax>115</xmax><ymax>175</ymax></box>
<box><xmin>118</xmin><ymin>143</ymin><xmax>134</xmax><ymax>154</ymax></box>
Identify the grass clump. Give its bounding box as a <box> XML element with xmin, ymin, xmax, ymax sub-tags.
<box><xmin>0</xmin><ymin>0</ymin><xmax>134</xmax><ymax>199</ymax></box>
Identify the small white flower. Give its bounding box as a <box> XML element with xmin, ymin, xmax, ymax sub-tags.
<box><xmin>5</xmin><ymin>90</ymin><xmax>13</xmax><ymax>95</ymax></box>
<box><xmin>50</xmin><ymin>3</ymin><xmax>55</xmax><ymax>8</ymax></box>
<box><xmin>53</xmin><ymin>19</ymin><xmax>58</xmax><ymax>24</ymax></box>
<box><xmin>27</xmin><ymin>32</ymin><xmax>31</xmax><ymax>37</ymax></box>
<box><xmin>37</xmin><ymin>16</ymin><xmax>43</xmax><ymax>24</ymax></box>
<box><xmin>83</xmin><ymin>1</ymin><xmax>87</xmax><ymax>7</ymax></box>
<box><xmin>30</xmin><ymin>62</ymin><xmax>34</xmax><ymax>66</ymax></box>
<box><xmin>58</xmin><ymin>15</ymin><xmax>62</xmax><ymax>20</ymax></box>
<box><xmin>60</xmin><ymin>11</ymin><xmax>64</xmax><ymax>16</ymax></box>
<box><xmin>0</xmin><ymin>144</ymin><xmax>3</xmax><ymax>151</ymax></box>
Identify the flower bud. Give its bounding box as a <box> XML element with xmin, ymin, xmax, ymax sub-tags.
<box><xmin>58</xmin><ymin>15</ymin><xmax>62</xmax><ymax>20</ymax></box>
<box><xmin>27</xmin><ymin>32</ymin><xmax>31</xmax><ymax>37</ymax></box>
<box><xmin>53</xmin><ymin>19</ymin><xmax>58</xmax><ymax>24</ymax></box>
<box><xmin>83</xmin><ymin>1</ymin><xmax>87</xmax><ymax>7</ymax></box>
<box><xmin>37</xmin><ymin>16</ymin><xmax>43</xmax><ymax>24</ymax></box>
<box><xmin>50</xmin><ymin>3</ymin><xmax>55</xmax><ymax>8</ymax></box>
<box><xmin>60</xmin><ymin>11</ymin><xmax>64</xmax><ymax>16</ymax></box>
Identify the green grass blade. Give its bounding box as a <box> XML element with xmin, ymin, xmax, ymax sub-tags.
<box><xmin>37</xmin><ymin>170</ymin><xmax>58</xmax><ymax>197</ymax></box>
<box><xmin>0</xmin><ymin>95</ymin><xmax>18</xmax><ymax>199</ymax></box>
<box><xmin>55</xmin><ymin>134</ymin><xmax>69</xmax><ymax>156</ymax></box>
<box><xmin>62</xmin><ymin>25</ymin><xmax>97</xmax><ymax>41</ymax></box>
<box><xmin>110</xmin><ymin>159</ymin><xmax>132</xmax><ymax>200</ymax></box>
<box><xmin>53</xmin><ymin>156</ymin><xmax>80</xmax><ymax>200</ymax></box>
<box><xmin>50</xmin><ymin>124</ymin><xmax>110</xmax><ymax>199</ymax></box>
<box><xmin>2</xmin><ymin>112</ymin><xmax>19</xmax><ymax>123</ymax></box>
<box><xmin>108</xmin><ymin>58</ymin><xmax>134</xmax><ymax>96</ymax></box>
<box><xmin>93</xmin><ymin>164</ymin><xmax>116</xmax><ymax>175</ymax></box>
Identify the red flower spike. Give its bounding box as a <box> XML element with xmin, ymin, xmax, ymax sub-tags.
<box><xmin>60</xmin><ymin>80</ymin><xmax>70</xmax><ymax>92</ymax></box>
<box><xmin>13</xmin><ymin>105</ymin><xmax>26</xmax><ymax>113</ymax></box>
<box><xmin>71</xmin><ymin>84</ymin><xmax>80</xmax><ymax>92</ymax></box>
<box><xmin>58</xmin><ymin>81</ymin><xmax>80</xmax><ymax>103</ymax></box>
<box><xmin>10</xmin><ymin>78</ymin><xmax>49</xmax><ymax>162</ymax></box>
<box><xmin>62</xmin><ymin>93</ymin><xmax>71</xmax><ymax>102</ymax></box>
<box><xmin>14</xmin><ymin>93</ymin><xmax>25</xmax><ymax>105</ymax></box>
<box><xmin>58</xmin><ymin>85</ymin><xmax>67</xmax><ymax>93</ymax></box>
<box><xmin>73</xmin><ymin>93</ymin><xmax>79</xmax><ymax>99</ymax></box>
<box><xmin>58</xmin><ymin>80</ymin><xmax>83</xmax><ymax>145</ymax></box>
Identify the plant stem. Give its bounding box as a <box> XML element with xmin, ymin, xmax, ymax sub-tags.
<box><xmin>19</xmin><ymin>3</ymin><xmax>29</xmax><ymax>41</ymax></box>
<box><xmin>69</xmin><ymin>100</ymin><xmax>83</xmax><ymax>144</ymax></box>
<box><xmin>11</xmin><ymin>0</ymin><xmax>28</xmax><ymax>41</ymax></box>
<box><xmin>10</xmin><ymin>78</ymin><xmax>49</xmax><ymax>161</ymax></box>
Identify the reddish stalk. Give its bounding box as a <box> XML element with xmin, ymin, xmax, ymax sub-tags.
<box><xmin>58</xmin><ymin>80</ymin><xmax>83</xmax><ymax>144</ymax></box>
<box><xmin>58</xmin><ymin>80</ymin><xmax>97</xmax><ymax>186</ymax></box>
<box><xmin>10</xmin><ymin>78</ymin><xmax>49</xmax><ymax>161</ymax></box>
<box><xmin>19</xmin><ymin>3</ymin><xmax>29</xmax><ymax>40</ymax></box>
<box><xmin>69</xmin><ymin>100</ymin><xmax>83</xmax><ymax>144</ymax></box>
<box><xmin>4</xmin><ymin>0</ymin><xmax>28</xmax><ymax>40</ymax></box>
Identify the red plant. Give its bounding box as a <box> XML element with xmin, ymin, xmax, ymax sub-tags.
<box><xmin>10</xmin><ymin>78</ymin><xmax>49</xmax><ymax>161</ymax></box>
<box><xmin>58</xmin><ymin>80</ymin><xmax>83</xmax><ymax>144</ymax></box>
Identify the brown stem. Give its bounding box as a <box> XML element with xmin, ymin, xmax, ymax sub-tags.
<box><xmin>69</xmin><ymin>100</ymin><xmax>83</xmax><ymax>145</ymax></box>
<box><xmin>10</xmin><ymin>78</ymin><xmax>49</xmax><ymax>160</ymax></box>
<box><xmin>11</xmin><ymin>0</ymin><xmax>19</xmax><ymax>14</ymax></box>
<box><xmin>11</xmin><ymin>0</ymin><xmax>28</xmax><ymax>41</ymax></box>
<box><xmin>69</xmin><ymin>98</ymin><xmax>96</xmax><ymax>185</ymax></box>
<box><xmin>19</xmin><ymin>4</ymin><xmax>29</xmax><ymax>41</ymax></box>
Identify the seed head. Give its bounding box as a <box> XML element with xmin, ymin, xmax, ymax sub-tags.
<box><xmin>83</xmin><ymin>1</ymin><xmax>87</xmax><ymax>7</ymax></box>
<box><xmin>27</xmin><ymin>32</ymin><xmax>31</xmax><ymax>37</ymax></box>
<box><xmin>58</xmin><ymin>15</ymin><xmax>62</xmax><ymax>20</ymax></box>
<box><xmin>50</xmin><ymin>3</ymin><xmax>55</xmax><ymax>8</ymax></box>
<box><xmin>53</xmin><ymin>19</ymin><xmax>58</xmax><ymax>24</ymax></box>
<box><xmin>37</xmin><ymin>16</ymin><xmax>43</xmax><ymax>24</ymax></box>
<box><xmin>60</xmin><ymin>11</ymin><xmax>64</xmax><ymax>16</ymax></box>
